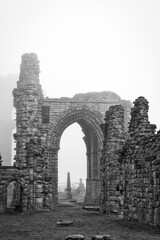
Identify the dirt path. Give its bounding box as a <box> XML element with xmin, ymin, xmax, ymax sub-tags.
<box><xmin>0</xmin><ymin>203</ymin><xmax>160</xmax><ymax>240</ymax></box>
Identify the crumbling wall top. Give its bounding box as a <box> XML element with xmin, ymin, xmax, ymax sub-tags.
<box><xmin>19</xmin><ymin>53</ymin><xmax>40</xmax><ymax>84</ymax></box>
<box><xmin>129</xmin><ymin>96</ymin><xmax>156</xmax><ymax>138</ymax></box>
<box><xmin>72</xmin><ymin>91</ymin><xmax>121</xmax><ymax>102</ymax></box>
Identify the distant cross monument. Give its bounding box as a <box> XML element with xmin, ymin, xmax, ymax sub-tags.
<box><xmin>66</xmin><ymin>172</ymin><xmax>72</xmax><ymax>200</ymax></box>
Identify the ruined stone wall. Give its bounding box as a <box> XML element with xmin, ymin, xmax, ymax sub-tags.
<box><xmin>40</xmin><ymin>92</ymin><xmax>132</xmax><ymax>205</ymax></box>
<box><xmin>0</xmin><ymin>52</ymin><xmax>133</xmax><ymax>212</ymax></box>
<box><xmin>42</xmin><ymin>91</ymin><xmax>131</xmax><ymax>138</ymax></box>
<box><xmin>121</xmin><ymin>97</ymin><xmax>160</xmax><ymax>226</ymax></box>
<box><xmin>101</xmin><ymin>97</ymin><xmax>160</xmax><ymax>226</ymax></box>
<box><xmin>0</xmin><ymin>140</ymin><xmax>53</xmax><ymax>213</ymax></box>
<box><xmin>100</xmin><ymin>105</ymin><xmax>126</xmax><ymax>213</ymax></box>
<box><xmin>0</xmin><ymin>53</ymin><xmax>53</xmax><ymax>213</ymax></box>
<box><xmin>12</xmin><ymin>53</ymin><xmax>44</xmax><ymax>168</ymax></box>
<box><xmin>0</xmin><ymin>166</ymin><xmax>30</xmax><ymax>213</ymax></box>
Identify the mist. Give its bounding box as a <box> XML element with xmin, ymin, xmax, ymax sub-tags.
<box><xmin>0</xmin><ymin>75</ymin><xmax>17</xmax><ymax>165</ymax></box>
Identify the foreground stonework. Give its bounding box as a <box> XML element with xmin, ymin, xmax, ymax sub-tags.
<box><xmin>100</xmin><ymin>97</ymin><xmax>160</xmax><ymax>226</ymax></box>
<box><xmin>0</xmin><ymin>53</ymin><xmax>132</xmax><ymax>213</ymax></box>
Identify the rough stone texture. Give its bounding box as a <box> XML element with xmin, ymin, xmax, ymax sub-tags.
<box><xmin>1</xmin><ymin>53</ymin><xmax>160</xmax><ymax>227</ymax></box>
<box><xmin>0</xmin><ymin>53</ymin><xmax>52</xmax><ymax>213</ymax></box>
<box><xmin>100</xmin><ymin>105</ymin><xmax>126</xmax><ymax>214</ymax></box>
<box><xmin>100</xmin><ymin>96</ymin><xmax>160</xmax><ymax>226</ymax></box>
<box><xmin>121</xmin><ymin>97</ymin><xmax>160</xmax><ymax>226</ymax></box>
<box><xmin>0</xmin><ymin>53</ymin><xmax>132</xmax><ymax>213</ymax></box>
<box><xmin>43</xmin><ymin>93</ymin><xmax>131</xmax><ymax>204</ymax></box>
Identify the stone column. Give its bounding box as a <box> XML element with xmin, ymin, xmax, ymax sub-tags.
<box><xmin>90</xmin><ymin>132</ymin><xmax>94</xmax><ymax>179</ymax></box>
<box><xmin>84</xmin><ymin>132</ymin><xmax>102</xmax><ymax>204</ymax></box>
<box><xmin>83</xmin><ymin>135</ymin><xmax>91</xmax><ymax>179</ymax></box>
<box><xmin>48</xmin><ymin>147</ymin><xmax>59</xmax><ymax>204</ymax></box>
<box><xmin>97</xmin><ymin>147</ymin><xmax>102</xmax><ymax>179</ymax></box>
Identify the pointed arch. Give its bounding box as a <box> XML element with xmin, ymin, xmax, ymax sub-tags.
<box><xmin>46</xmin><ymin>105</ymin><xmax>104</xmax><ymax>204</ymax></box>
<box><xmin>46</xmin><ymin>105</ymin><xmax>104</xmax><ymax>149</ymax></box>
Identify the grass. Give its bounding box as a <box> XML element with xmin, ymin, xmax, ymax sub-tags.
<box><xmin>0</xmin><ymin>203</ymin><xmax>160</xmax><ymax>240</ymax></box>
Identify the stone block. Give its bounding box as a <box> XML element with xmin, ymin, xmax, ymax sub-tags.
<box><xmin>82</xmin><ymin>206</ymin><xmax>100</xmax><ymax>212</ymax></box>
<box><xmin>91</xmin><ymin>234</ymin><xmax>112</xmax><ymax>240</ymax></box>
<box><xmin>65</xmin><ymin>235</ymin><xmax>84</xmax><ymax>239</ymax></box>
<box><xmin>36</xmin><ymin>197</ymin><xmax>43</xmax><ymax>204</ymax></box>
<box><xmin>57</xmin><ymin>220</ymin><xmax>73</xmax><ymax>227</ymax></box>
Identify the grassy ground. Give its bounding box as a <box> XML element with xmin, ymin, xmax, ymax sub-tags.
<box><xmin>0</xmin><ymin>202</ymin><xmax>160</xmax><ymax>240</ymax></box>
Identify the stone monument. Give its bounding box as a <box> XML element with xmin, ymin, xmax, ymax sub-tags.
<box><xmin>65</xmin><ymin>172</ymin><xmax>72</xmax><ymax>200</ymax></box>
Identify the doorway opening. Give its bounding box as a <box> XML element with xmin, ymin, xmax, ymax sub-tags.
<box><xmin>7</xmin><ymin>181</ymin><xmax>22</xmax><ymax>212</ymax></box>
<box><xmin>58</xmin><ymin>123</ymin><xmax>86</xmax><ymax>203</ymax></box>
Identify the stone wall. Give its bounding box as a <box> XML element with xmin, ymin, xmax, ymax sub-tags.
<box><xmin>0</xmin><ymin>138</ymin><xmax>53</xmax><ymax>213</ymax></box>
<box><xmin>41</xmin><ymin>92</ymin><xmax>132</xmax><ymax>204</ymax></box>
<box><xmin>121</xmin><ymin>97</ymin><xmax>160</xmax><ymax>226</ymax></box>
<box><xmin>1</xmin><ymin>52</ymin><xmax>160</xmax><ymax>225</ymax></box>
<box><xmin>12</xmin><ymin>53</ymin><xmax>44</xmax><ymax>168</ymax></box>
<box><xmin>100</xmin><ymin>105</ymin><xmax>126</xmax><ymax>213</ymax></box>
<box><xmin>0</xmin><ymin>53</ymin><xmax>52</xmax><ymax>213</ymax></box>
<box><xmin>0</xmin><ymin>52</ymin><xmax>133</xmax><ymax>213</ymax></box>
<box><xmin>100</xmin><ymin>97</ymin><xmax>160</xmax><ymax>226</ymax></box>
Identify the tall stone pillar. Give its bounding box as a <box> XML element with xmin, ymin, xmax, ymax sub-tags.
<box><xmin>12</xmin><ymin>53</ymin><xmax>44</xmax><ymax>168</ymax></box>
<box><xmin>11</xmin><ymin>53</ymin><xmax>51</xmax><ymax>211</ymax></box>
<box><xmin>48</xmin><ymin>147</ymin><xmax>59</xmax><ymax>204</ymax></box>
<box><xmin>84</xmin><ymin>131</ymin><xmax>101</xmax><ymax>204</ymax></box>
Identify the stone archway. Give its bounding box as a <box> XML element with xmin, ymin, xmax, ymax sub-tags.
<box><xmin>4</xmin><ymin>176</ymin><xmax>25</xmax><ymax>213</ymax></box>
<box><xmin>46</xmin><ymin>106</ymin><xmax>104</xmax><ymax>204</ymax></box>
<box><xmin>11</xmin><ymin>53</ymin><xmax>132</xmax><ymax>211</ymax></box>
<box><xmin>7</xmin><ymin>181</ymin><xmax>23</xmax><ymax>211</ymax></box>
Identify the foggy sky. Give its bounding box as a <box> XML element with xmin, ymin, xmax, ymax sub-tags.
<box><xmin>0</xmin><ymin>75</ymin><xmax>17</xmax><ymax>165</ymax></box>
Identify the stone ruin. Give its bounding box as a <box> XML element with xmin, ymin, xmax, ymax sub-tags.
<box><xmin>0</xmin><ymin>52</ymin><xmax>133</xmax><ymax>213</ymax></box>
<box><xmin>0</xmin><ymin>53</ymin><xmax>52</xmax><ymax>213</ymax></box>
<box><xmin>100</xmin><ymin>97</ymin><xmax>160</xmax><ymax>226</ymax></box>
<box><xmin>0</xmin><ymin>52</ymin><xmax>159</xmax><ymax>227</ymax></box>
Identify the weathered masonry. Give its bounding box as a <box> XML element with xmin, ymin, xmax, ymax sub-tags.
<box><xmin>0</xmin><ymin>53</ymin><xmax>132</xmax><ymax>212</ymax></box>
<box><xmin>0</xmin><ymin>53</ymin><xmax>160</xmax><ymax>227</ymax></box>
<box><xmin>100</xmin><ymin>97</ymin><xmax>160</xmax><ymax>226</ymax></box>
